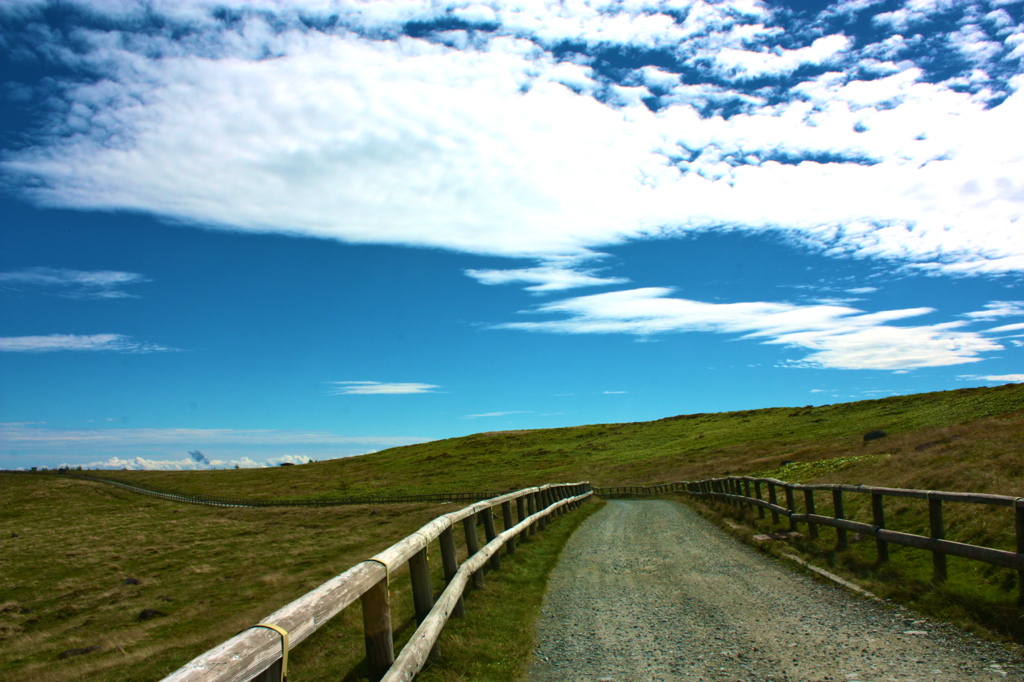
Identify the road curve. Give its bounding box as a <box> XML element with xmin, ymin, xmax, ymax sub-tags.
<box><xmin>529</xmin><ymin>499</ymin><xmax>1023</xmax><ymax>682</ymax></box>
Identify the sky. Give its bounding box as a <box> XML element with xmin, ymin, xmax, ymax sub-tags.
<box><xmin>1</xmin><ymin>0</ymin><xmax>1022</xmax><ymax>471</ymax></box>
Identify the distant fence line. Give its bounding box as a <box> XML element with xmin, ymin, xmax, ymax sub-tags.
<box><xmin>161</xmin><ymin>482</ymin><xmax>592</xmax><ymax>682</ymax></box>
<box><xmin>594</xmin><ymin>478</ymin><xmax>1024</xmax><ymax>598</ymax></box>
<box><xmin>3</xmin><ymin>470</ymin><xmax>512</xmax><ymax>507</ymax></box>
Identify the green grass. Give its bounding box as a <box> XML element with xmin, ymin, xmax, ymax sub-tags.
<box><xmin>0</xmin><ymin>475</ymin><xmax>448</xmax><ymax>682</ymax></box>
<box><xmin>0</xmin><ymin>474</ymin><xmax>598</xmax><ymax>682</ymax></box>
<box><xmin>6</xmin><ymin>382</ymin><xmax>1024</xmax><ymax>679</ymax></box>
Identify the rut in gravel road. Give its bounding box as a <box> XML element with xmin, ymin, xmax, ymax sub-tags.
<box><xmin>529</xmin><ymin>499</ymin><xmax>1024</xmax><ymax>682</ymax></box>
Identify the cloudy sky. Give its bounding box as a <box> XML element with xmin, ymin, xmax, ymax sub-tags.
<box><xmin>1</xmin><ymin>0</ymin><xmax>1022</xmax><ymax>470</ymax></box>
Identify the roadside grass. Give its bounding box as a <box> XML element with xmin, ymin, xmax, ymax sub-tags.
<box><xmin>414</xmin><ymin>498</ymin><xmax>603</xmax><ymax>682</ymax></box>
<box><xmin>686</xmin><ymin>449</ymin><xmax>1024</xmax><ymax>644</ymax></box>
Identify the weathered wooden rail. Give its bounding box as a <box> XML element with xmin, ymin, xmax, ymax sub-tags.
<box><xmin>161</xmin><ymin>482</ymin><xmax>592</xmax><ymax>682</ymax></box>
<box><xmin>594</xmin><ymin>478</ymin><xmax>1024</xmax><ymax>598</ymax></box>
<box><xmin>5</xmin><ymin>470</ymin><xmax>511</xmax><ymax>507</ymax></box>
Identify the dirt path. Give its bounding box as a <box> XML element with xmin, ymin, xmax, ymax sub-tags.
<box><xmin>529</xmin><ymin>499</ymin><xmax>1023</xmax><ymax>682</ymax></box>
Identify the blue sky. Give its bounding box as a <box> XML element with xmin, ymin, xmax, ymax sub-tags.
<box><xmin>1</xmin><ymin>0</ymin><xmax>1022</xmax><ymax>470</ymax></box>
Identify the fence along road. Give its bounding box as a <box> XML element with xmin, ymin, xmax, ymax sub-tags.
<box><xmin>530</xmin><ymin>499</ymin><xmax>1023</xmax><ymax>681</ymax></box>
<box><xmin>596</xmin><ymin>476</ymin><xmax>1024</xmax><ymax>602</ymax></box>
<box><xmin>162</xmin><ymin>482</ymin><xmax>592</xmax><ymax>682</ymax></box>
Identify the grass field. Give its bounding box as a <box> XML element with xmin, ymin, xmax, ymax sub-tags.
<box><xmin>4</xmin><ymin>382</ymin><xmax>1024</xmax><ymax>680</ymax></box>
<box><xmin>0</xmin><ymin>476</ymin><xmax>447</xmax><ymax>681</ymax></box>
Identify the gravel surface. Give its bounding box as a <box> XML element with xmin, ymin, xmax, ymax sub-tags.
<box><xmin>529</xmin><ymin>499</ymin><xmax>1024</xmax><ymax>682</ymax></box>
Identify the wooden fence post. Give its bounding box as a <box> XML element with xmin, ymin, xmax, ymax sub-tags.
<box><xmin>361</xmin><ymin>577</ymin><xmax>394</xmax><ymax>682</ymax></box>
<box><xmin>481</xmin><ymin>509</ymin><xmax>500</xmax><ymax>571</ymax></box>
<box><xmin>804</xmin><ymin>488</ymin><xmax>818</xmax><ymax>539</ymax></box>
<box><xmin>462</xmin><ymin>515</ymin><xmax>485</xmax><ymax>589</ymax></box>
<box><xmin>251</xmin><ymin>660</ymin><xmax>283</xmax><ymax>682</ymax></box>
<box><xmin>768</xmin><ymin>482</ymin><xmax>779</xmax><ymax>525</ymax></box>
<box><xmin>785</xmin><ymin>485</ymin><xmax>798</xmax><ymax>532</ymax></box>
<box><xmin>527</xmin><ymin>493</ymin><xmax>538</xmax><ymax>536</ymax></box>
<box><xmin>538</xmin><ymin>491</ymin><xmax>548</xmax><ymax>531</ymax></box>
<box><xmin>743</xmin><ymin>479</ymin><xmax>751</xmax><ymax>512</ymax></box>
<box><xmin>832</xmin><ymin>486</ymin><xmax>847</xmax><ymax>551</ymax></box>
<box><xmin>872</xmin><ymin>491</ymin><xmax>889</xmax><ymax>563</ymax></box>
<box><xmin>516</xmin><ymin>496</ymin><xmax>528</xmax><ymax>543</ymax></box>
<box><xmin>928</xmin><ymin>492</ymin><xmax>946</xmax><ymax>583</ymax></box>
<box><xmin>502</xmin><ymin>501</ymin><xmax>516</xmax><ymax>554</ymax></box>
<box><xmin>755</xmin><ymin>480</ymin><xmax>765</xmax><ymax>519</ymax></box>
<box><xmin>438</xmin><ymin>526</ymin><xmax>465</xmax><ymax>618</ymax></box>
<box><xmin>1015</xmin><ymin>498</ymin><xmax>1024</xmax><ymax>605</ymax></box>
<box><xmin>409</xmin><ymin>547</ymin><xmax>434</xmax><ymax>623</ymax></box>
<box><xmin>408</xmin><ymin>546</ymin><xmax>439</xmax><ymax>660</ymax></box>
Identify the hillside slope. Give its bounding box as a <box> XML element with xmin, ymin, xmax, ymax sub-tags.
<box><xmin>114</xmin><ymin>382</ymin><xmax>1024</xmax><ymax>499</ymax></box>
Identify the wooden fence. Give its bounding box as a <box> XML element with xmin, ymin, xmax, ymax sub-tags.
<box><xmin>6</xmin><ymin>470</ymin><xmax>511</xmax><ymax>508</ymax></box>
<box><xmin>594</xmin><ymin>478</ymin><xmax>1024</xmax><ymax>598</ymax></box>
<box><xmin>161</xmin><ymin>482</ymin><xmax>592</xmax><ymax>682</ymax></box>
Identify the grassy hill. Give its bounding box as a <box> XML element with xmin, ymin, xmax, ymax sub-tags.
<box><xmin>4</xmin><ymin>382</ymin><xmax>1024</xmax><ymax>680</ymax></box>
<box><xmin>115</xmin><ymin>382</ymin><xmax>1024</xmax><ymax>500</ymax></box>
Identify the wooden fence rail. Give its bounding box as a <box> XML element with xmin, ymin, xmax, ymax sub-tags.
<box><xmin>161</xmin><ymin>482</ymin><xmax>592</xmax><ymax>682</ymax></box>
<box><xmin>4</xmin><ymin>470</ymin><xmax>513</xmax><ymax>508</ymax></box>
<box><xmin>593</xmin><ymin>478</ymin><xmax>1024</xmax><ymax>600</ymax></box>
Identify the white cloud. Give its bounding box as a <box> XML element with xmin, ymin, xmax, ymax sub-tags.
<box><xmin>463</xmin><ymin>411</ymin><xmax>529</xmax><ymax>418</ymax></box>
<box><xmin>326</xmin><ymin>381</ymin><xmax>440</xmax><ymax>395</ymax></box>
<box><xmin>948</xmin><ymin>23</ymin><xmax>1004</xmax><ymax>64</ymax></box>
<box><xmin>497</xmin><ymin>287</ymin><xmax>1003</xmax><ymax>370</ymax></box>
<box><xmin>57</xmin><ymin>454</ymin><xmax>314</xmax><ymax>471</ymax></box>
<box><xmin>847</xmin><ymin>287</ymin><xmax>878</xmax><ymax>294</ymax></box>
<box><xmin>0</xmin><ymin>267</ymin><xmax>148</xmax><ymax>298</ymax></box>
<box><xmin>988</xmin><ymin>322</ymin><xmax>1024</xmax><ymax>333</ymax></box>
<box><xmin>964</xmin><ymin>301</ymin><xmax>1024</xmax><ymax>320</ymax></box>
<box><xmin>873</xmin><ymin>0</ymin><xmax>960</xmax><ymax>30</ymax></box>
<box><xmin>464</xmin><ymin>264</ymin><xmax>628</xmax><ymax>292</ymax></box>
<box><xmin>959</xmin><ymin>373</ymin><xmax>1024</xmax><ymax>382</ymax></box>
<box><xmin>1</xmin><ymin>0</ymin><xmax>1023</xmax><ymax>276</ymax></box>
<box><xmin>0</xmin><ymin>333</ymin><xmax>175</xmax><ymax>353</ymax></box>
<box><xmin>0</xmin><ymin>422</ymin><xmax>427</xmax><ymax>469</ymax></box>
<box><xmin>712</xmin><ymin>34</ymin><xmax>853</xmax><ymax>79</ymax></box>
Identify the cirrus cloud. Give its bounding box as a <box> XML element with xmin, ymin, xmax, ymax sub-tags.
<box><xmin>0</xmin><ymin>267</ymin><xmax>149</xmax><ymax>299</ymax></box>
<box><xmin>326</xmin><ymin>381</ymin><xmax>441</xmax><ymax>395</ymax></box>
<box><xmin>496</xmin><ymin>287</ymin><xmax>1004</xmax><ymax>371</ymax></box>
<box><xmin>0</xmin><ymin>333</ymin><xmax>176</xmax><ymax>353</ymax></box>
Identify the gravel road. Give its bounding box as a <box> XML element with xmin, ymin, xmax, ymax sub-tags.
<box><xmin>529</xmin><ymin>499</ymin><xmax>1024</xmax><ymax>682</ymax></box>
